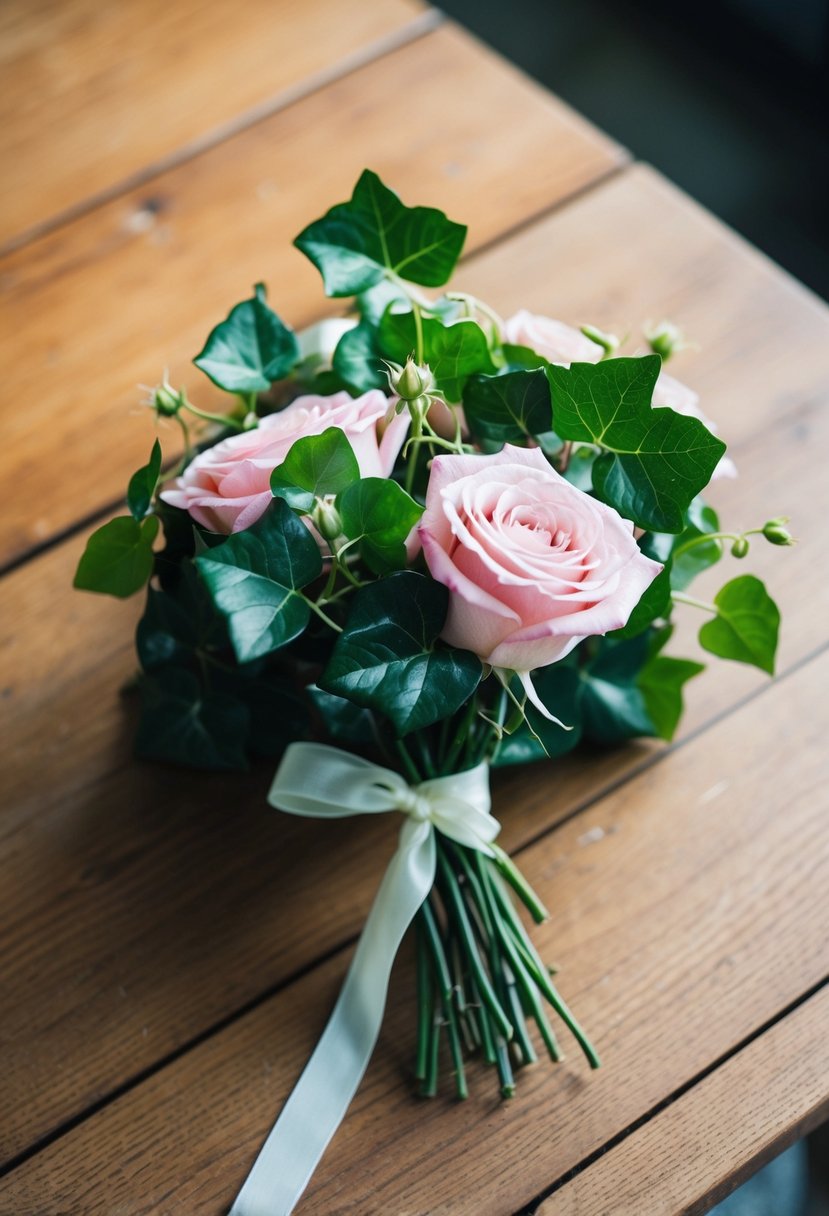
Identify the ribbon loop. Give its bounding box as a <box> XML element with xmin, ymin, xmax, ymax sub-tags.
<box><xmin>230</xmin><ymin>743</ymin><xmax>497</xmax><ymax>1216</ymax></box>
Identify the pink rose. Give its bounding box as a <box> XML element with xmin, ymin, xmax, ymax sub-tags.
<box><xmin>652</xmin><ymin>372</ymin><xmax>736</xmax><ymax>479</ymax></box>
<box><xmin>161</xmin><ymin>390</ymin><xmax>408</xmax><ymax>533</ymax></box>
<box><xmin>419</xmin><ymin>445</ymin><xmax>662</xmax><ymax>714</ymax></box>
<box><xmin>501</xmin><ymin>310</ymin><xmax>603</xmax><ymax>365</ymax></box>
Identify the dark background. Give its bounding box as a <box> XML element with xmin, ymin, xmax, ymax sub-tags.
<box><xmin>440</xmin><ymin>0</ymin><xmax>829</xmax><ymax>301</ymax></box>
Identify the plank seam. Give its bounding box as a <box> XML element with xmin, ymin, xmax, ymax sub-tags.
<box><xmin>0</xmin><ymin>8</ymin><xmax>443</xmax><ymax>259</ymax></box>
<box><xmin>511</xmin><ymin>975</ymin><xmax>829</xmax><ymax>1216</ymax></box>
<box><xmin>1</xmin><ymin>636</ymin><xmax>825</xmax><ymax>1179</ymax></box>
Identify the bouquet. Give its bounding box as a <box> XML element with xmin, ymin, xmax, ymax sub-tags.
<box><xmin>74</xmin><ymin>170</ymin><xmax>789</xmax><ymax>1215</ymax></box>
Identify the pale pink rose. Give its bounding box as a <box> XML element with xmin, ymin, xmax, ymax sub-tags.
<box><xmin>653</xmin><ymin>372</ymin><xmax>737</xmax><ymax>479</ymax></box>
<box><xmin>161</xmin><ymin>390</ymin><xmax>408</xmax><ymax>533</ymax></box>
<box><xmin>419</xmin><ymin>445</ymin><xmax>662</xmax><ymax>715</ymax></box>
<box><xmin>501</xmin><ymin>309</ymin><xmax>603</xmax><ymax>365</ymax></box>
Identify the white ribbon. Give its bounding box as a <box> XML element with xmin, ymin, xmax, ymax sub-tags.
<box><xmin>228</xmin><ymin>742</ymin><xmax>497</xmax><ymax>1216</ymax></box>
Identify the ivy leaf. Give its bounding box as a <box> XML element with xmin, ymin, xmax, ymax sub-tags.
<box><xmin>578</xmin><ymin>635</ymin><xmax>657</xmax><ymax>744</ymax></box>
<box><xmin>611</xmin><ymin>537</ymin><xmax>672</xmax><ymax>639</ymax></box>
<box><xmin>127</xmin><ymin>440</ymin><xmax>162</xmax><ymax>520</ymax></box>
<box><xmin>237</xmin><ymin>673</ymin><xmax>310</xmax><ymax>759</ymax></box>
<box><xmin>270</xmin><ymin>427</ymin><xmax>360</xmax><ymax>512</ymax></box>
<box><xmin>74</xmin><ymin>515</ymin><xmax>159</xmax><ymax>599</ymax></box>
<box><xmin>195</xmin><ymin>498</ymin><xmax>323</xmax><ymax>662</ymax></box>
<box><xmin>337</xmin><ymin>478</ymin><xmax>423</xmax><ymax>574</ymax></box>
<box><xmin>463</xmin><ymin>369</ymin><xmax>552</xmax><ymax>445</ymax></box>
<box><xmin>294</xmin><ymin>169</ymin><xmax>467</xmax><ymax>296</ymax></box>
<box><xmin>137</xmin><ymin>562</ymin><xmax>228</xmax><ymax>671</ymax></box>
<box><xmin>135</xmin><ymin>667</ymin><xmax>249</xmax><ymax>771</ymax></box>
<box><xmin>379</xmin><ymin>312</ymin><xmax>495</xmax><ymax>401</ymax></box>
<box><xmin>332</xmin><ymin>322</ymin><xmax>387</xmax><ymax>393</ymax></box>
<box><xmin>638</xmin><ymin>654</ymin><xmax>705</xmax><ymax>741</ymax></box>
<box><xmin>698</xmin><ymin>575</ymin><xmax>780</xmax><ymax>674</ymax></box>
<box><xmin>320</xmin><ymin>572</ymin><xmax>482</xmax><ymax>734</ymax></box>
<box><xmin>501</xmin><ymin>343</ymin><xmax>549</xmax><ymax>371</ymax></box>
<box><xmin>307</xmin><ymin>684</ymin><xmax>379</xmax><ymax>746</ymax></box>
<box><xmin>496</xmin><ymin>661</ymin><xmax>584</xmax><ymax>766</ymax></box>
<box><xmin>671</xmin><ymin>499</ymin><xmax>722</xmax><ymax>590</ymax></box>
<box><xmin>194</xmin><ymin>283</ymin><xmax>300</xmax><ymax>393</ymax></box>
<box><xmin>547</xmin><ymin>356</ymin><xmax>727</xmax><ymax>532</ymax></box>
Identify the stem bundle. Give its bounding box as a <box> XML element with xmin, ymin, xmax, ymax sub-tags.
<box><xmin>413</xmin><ymin>833</ymin><xmax>600</xmax><ymax>1100</ymax></box>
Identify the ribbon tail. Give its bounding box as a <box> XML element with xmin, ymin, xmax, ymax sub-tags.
<box><xmin>228</xmin><ymin>819</ymin><xmax>436</xmax><ymax>1216</ymax></box>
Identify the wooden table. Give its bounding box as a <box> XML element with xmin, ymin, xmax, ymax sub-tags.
<box><xmin>1</xmin><ymin>3</ymin><xmax>827</xmax><ymax>1212</ymax></box>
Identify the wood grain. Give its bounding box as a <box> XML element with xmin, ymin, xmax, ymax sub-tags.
<box><xmin>2</xmin><ymin>164</ymin><xmax>828</xmax><ymax>1161</ymax></box>
<box><xmin>0</xmin><ymin>23</ymin><xmax>623</xmax><ymax>569</ymax></box>
<box><xmin>3</xmin><ymin>652</ymin><xmax>827</xmax><ymax>1213</ymax></box>
<box><xmin>0</xmin><ymin>0</ymin><xmax>428</xmax><ymax>248</ymax></box>
<box><xmin>538</xmin><ymin>985</ymin><xmax>829</xmax><ymax>1216</ymax></box>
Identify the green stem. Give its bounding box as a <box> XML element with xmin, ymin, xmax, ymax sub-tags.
<box><xmin>395</xmin><ymin>737</ymin><xmax>422</xmax><ymax>784</ymax></box>
<box><xmin>182</xmin><ymin>401</ymin><xmax>245</xmax><ymax>431</ymax></box>
<box><xmin>435</xmin><ymin>844</ymin><xmax>513</xmax><ymax>1040</ymax></box>
<box><xmin>414</xmin><ymin>732</ymin><xmax>438</xmax><ymax>779</ymax></box>
<box><xmin>502</xmin><ymin>965</ymin><xmax>537</xmax><ymax>1065</ymax></box>
<box><xmin>488</xmin><ymin>879</ymin><xmax>600</xmax><ymax>1069</ymax></box>
<box><xmin>494</xmin><ymin>1035</ymin><xmax>515</xmax><ymax>1098</ymax></box>
<box><xmin>441</xmin><ymin>698</ymin><xmax>479</xmax><ymax>775</ymax></box>
<box><xmin>472</xmin><ymin>982</ymin><xmax>498</xmax><ymax>1065</ymax></box>
<box><xmin>671</xmin><ymin>590</ymin><xmax>717</xmax><ymax>615</ymax></box>
<box><xmin>421</xmin><ymin>999</ymin><xmax>441</xmax><ymax>1098</ymax></box>
<box><xmin>302</xmin><ymin>596</ymin><xmax>343</xmax><ymax>632</ymax></box>
<box><xmin>491</xmin><ymin>844</ymin><xmax>549</xmax><ymax>924</ymax></box>
<box><xmin>476</xmin><ymin>858</ymin><xmax>562</xmax><ymax>1062</ymax></box>
<box><xmin>672</xmin><ymin>528</ymin><xmax>764</xmax><ymax>560</ymax></box>
<box><xmin>404</xmin><ymin>413</ymin><xmax>422</xmax><ymax>496</ymax></box>
<box><xmin>415</xmin><ymin>920</ymin><xmax>433</xmax><ymax>1081</ymax></box>
<box><xmin>419</xmin><ymin>901</ymin><xmax>468</xmax><ymax>1100</ymax></box>
<box><xmin>387</xmin><ymin>270</ymin><xmax>434</xmax><ymax>311</ymax></box>
<box><xmin>176</xmin><ymin>413</ymin><xmax>194</xmax><ymax>465</ymax></box>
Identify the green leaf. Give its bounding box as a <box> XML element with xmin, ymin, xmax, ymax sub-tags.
<box><xmin>194</xmin><ymin>283</ymin><xmax>300</xmax><ymax>393</ymax></box>
<box><xmin>547</xmin><ymin>356</ymin><xmax>727</xmax><ymax>532</ymax></box>
<box><xmin>357</xmin><ymin>278</ymin><xmax>410</xmax><ymax>326</ymax></box>
<box><xmin>500</xmin><ymin>343</ymin><xmax>549</xmax><ymax>371</ymax></box>
<box><xmin>611</xmin><ymin>561</ymin><xmax>672</xmax><ymax>639</ymax></box>
<box><xmin>463</xmin><ymin>369</ymin><xmax>552</xmax><ymax>445</ymax></box>
<box><xmin>195</xmin><ymin>498</ymin><xmax>323</xmax><ymax>662</ymax></box>
<box><xmin>379</xmin><ymin>311</ymin><xmax>495</xmax><ymax>401</ymax></box>
<box><xmin>497</xmin><ymin>661</ymin><xmax>584</xmax><ymax>765</ymax></box>
<box><xmin>270</xmin><ymin>427</ymin><xmax>360</xmax><ymax>512</ymax></box>
<box><xmin>698</xmin><ymin>575</ymin><xmax>780</xmax><ymax>674</ymax></box>
<box><xmin>238</xmin><ymin>674</ymin><xmax>310</xmax><ymax>759</ymax></box>
<box><xmin>307</xmin><ymin>684</ymin><xmax>379</xmax><ymax>746</ymax></box>
<box><xmin>332</xmin><ymin>322</ymin><xmax>387</xmax><ymax>393</ymax></box>
<box><xmin>294</xmin><ymin>169</ymin><xmax>467</xmax><ymax>296</ymax></box>
<box><xmin>638</xmin><ymin>654</ymin><xmax>704</xmax><ymax>741</ymax></box>
<box><xmin>135</xmin><ymin>667</ymin><xmax>249</xmax><ymax>771</ymax></box>
<box><xmin>670</xmin><ymin>499</ymin><xmax>722</xmax><ymax>590</ymax></box>
<box><xmin>320</xmin><ymin>572</ymin><xmax>482</xmax><ymax>734</ymax></box>
<box><xmin>337</xmin><ymin>478</ymin><xmax>423</xmax><ymax>574</ymax></box>
<box><xmin>74</xmin><ymin>515</ymin><xmax>159</xmax><ymax>599</ymax></box>
<box><xmin>578</xmin><ymin>636</ymin><xmax>657</xmax><ymax>744</ymax></box>
<box><xmin>127</xmin><ymin>439</ymin><xmax>162</xmax><ymax>520</ymax></box>
<box><xmin>137</xmin><ymin>562</ymin><xmax>228</xmax><ymax>671</ymax></box>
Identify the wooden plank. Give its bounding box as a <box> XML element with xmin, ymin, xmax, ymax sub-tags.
<box><xmin>0</xmin><ymin>0</ymin><xmax>429</xmax><ymax>248</ymax></box>
<box><xmin>0</xmin><ymin>23</ymin><xmax>623</xmax><ymax>569</ymax></box>
<box><xmin>538</xmin><ymin>985</ymin><xmax>829</xmax><ymax>1216</ymax></box>
<box><xmin>2</xmin><ymin>165</ymin><xmax>828</xmax><ymax>1160</ymax></box>
<box><xmin>3</xmin><ymin>651</ymin><xmax>827</xmax><ymax>1212</ymax></box>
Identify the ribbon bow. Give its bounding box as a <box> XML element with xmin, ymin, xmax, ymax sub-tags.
<box><xmin>229</xmin><ymin>743</ymin><xmax>498</xmax><ymax>1216</ymax></box>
